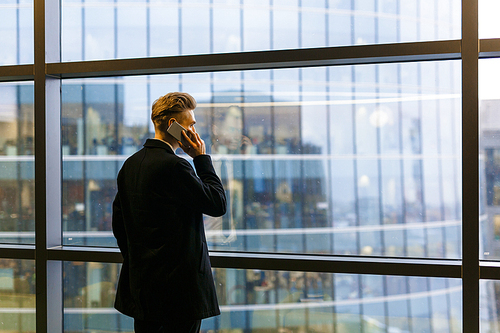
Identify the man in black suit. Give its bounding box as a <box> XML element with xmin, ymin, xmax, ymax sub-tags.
<box><xmin>112</xmin><ymin>92</ymin><xmax>227</xmax><ymax>332</ymax></box>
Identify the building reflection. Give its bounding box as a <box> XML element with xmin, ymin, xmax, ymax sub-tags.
<box><xmin>0</xmin><ymin>77</ymin><xmax>471</xmax><ymax>332</ymax></box>
<box><xmin>0</xmin><ymin>79</ymin><xmax>471</xmax><ymax>332</ymax></box>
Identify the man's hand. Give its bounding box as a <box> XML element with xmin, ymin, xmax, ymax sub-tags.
<box><xmin>179</xmin><ymin>128</ymin><xmax>206</xmax><ymax>158</ymax></box>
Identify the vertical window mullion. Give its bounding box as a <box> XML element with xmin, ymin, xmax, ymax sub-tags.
<box><xmin>462</xmin><ymin>0</ymin><xmax>479</xmax><ymax>332</ymax></box>
<box><xmin>34</xmin><ymin>0</ymin><xmax>63</xmax><ymax>332</ymax></box>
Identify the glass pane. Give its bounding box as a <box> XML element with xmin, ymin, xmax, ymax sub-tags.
<box><xmin>0</xmin><ymin>82</ymin><xmax>35</xmax><ymax>245</ymax></box>
<box><xmin>0</xmin><ymin>259</ymin><xmax>35</xmax><ymax>332</ymax></box>
<box><xmin>62</xmin><ymin>61</ymin><xmax>462</xmax><ymax>260</ymax></box>
<box><xmin>212</xmin><ymin>270</ymin><xmax>462</xmax><ymax>332</ymax></box>
<box><xmin>64</xmin><ymin>262</ymin><xmax>133</xmax><ymax>332</ymax></box>
<box><xmin>479</xmin><ymin>0</ymin><xmax>500</xmax><ymax>39</ymax></box>
<box><xmin>61</xmin><ymin>0</ymin><xmax>461</xmax><ymax>62</ymax></box>
<box><xmin>481</xmin><ymin>280</ymin><xmax>500</xmax><ymax>332</ymax></box>
<box><xmin>0</xmin><ymin>0</ymin><xmax>33</xmax><ymax>65</ymax></box>
<box><xmin>480</xmin><ymin>59</ymin><xmax>500</xmax><ymax>260</ymax></box>
<box><xmin>64</xmin><ymin>262</ymin><xmax>462</xmax><ymax>332</ymax></box>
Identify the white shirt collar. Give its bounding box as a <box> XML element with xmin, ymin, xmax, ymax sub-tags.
<box><xmin>151</xmin><ymin>138</ymin><xmax>175</xmax><ymax>152</ymax></box>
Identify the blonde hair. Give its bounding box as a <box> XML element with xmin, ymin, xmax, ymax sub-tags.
<box><xmin>151</xmin><ymin>92</ymin><xmax>197</xmax><ymax>130</ymax></box>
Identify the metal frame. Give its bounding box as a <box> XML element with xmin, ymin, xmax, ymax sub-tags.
<box><xmin>0</xmin><ymin>64</ymin><xmax>33</xmax><ymax>82</ymax></box>
<box><xmin>462</xmin><ymin>0</ymin><xmax>480</xmax><ymax>332</ymax></box>
<box><xmin>480</xmin><ymin>38</ymin><xmax>500</xmax><ymax>58</ymax></box>
<box><xmin>1</xmin><ymin>0</ymin><xmax>499</xmax><ymax>331</ymax></box>
<box><xmin>44</xmin><ymin>40</ymin><xmax>462</xmax><ymax>79</ymax></box>
<box><xmin>34</xmin><ymin>0</ymin><xmax>63</xmax><ymax>331</ymax></box>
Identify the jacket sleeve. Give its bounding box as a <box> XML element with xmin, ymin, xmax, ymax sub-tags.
<box><xmin>174</xmin><ymin>155</ymin><xmax>227</xmax><ymax>217</ymax></box>
<box><xmin>112</xmin><ymin>191</ymin><xmax>128</xmax><ymax>258</ymax></box>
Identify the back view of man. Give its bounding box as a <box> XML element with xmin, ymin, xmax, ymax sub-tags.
<box><xmin>112</xmin><ymin>92</ymin><xmax>227</xmax><ymax>332</ymax></box>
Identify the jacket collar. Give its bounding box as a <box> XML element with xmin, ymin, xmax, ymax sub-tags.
<box><xmin>144</xmin><ymin>138</ymin><xmax>175</xmax><ymax>154</ymax></box>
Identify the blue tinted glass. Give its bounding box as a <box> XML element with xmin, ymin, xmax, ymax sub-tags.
<box><xmin>62</xmin><ymin>0</ymin><xmax>461</xmax><ymax>61</ymax></box>
<box><xmin>481</xmin><ymin>280</ymin><xmax>500</xmax><ymax>332</ymax></box>
<box><xmin>0</xmin><ymin>0</ymin><xmax>33</xmax><ymax>65</ymax></box>
<box><xmin>63</xmin><ymin>263</ymin><xmax>463</xmax><ymax>333</ymax></box>
<box><xmin>354</xmin><ymin>0</ymin><xmax>376</xmax><ymax>44</ymax></box>
<box><xmin>61</xmin><ymin>61</ymin><xmax>461</xmax><ymax>260</ymax></box>
<box><xmin>243</xmin><ymin>0</ymin><xmax>270</xmax><ymax>51</ymax></box>
<box><xmin>117</xmin><ymin>1</ymin><xmax>148</xmax><ymax>59</ymax></box>
<box><xmin>377</xmin><ymin>0</ymin><xmax>398</xmax><ymax>44</ymax></box>
<box><xmin>85</xmin><ymin>2</ymin><xmax>115</xmax><ymax>60</ymax></box>
<box><xmin>480</xmin><ymin>59</ymin><xmax>500</xmax><ymax>260</ymax></box>
<box><xmin>181</xmin><ymin>0</ymin><xmax>210</xmax><ymax>55</ymax></box>
<box><xmin>213</xmin><ymin>0</ymin><xmax>241</xmax><ymax>53</ymax></box>
<box><xmin>150</xmin><ymin>1</ymin><xmax>180</xmax><ymax>57</ymax></box>
<box><xmin>0</xmin><ymin>82</ymin><xmax>35</xmax><ymax>245</ymax></box>
<box><xmin>62</xmin><ymin>0</ymin><xmax>82</xmax><ymax>61</ymax></box>
<box><xmin>301</xmin><ymin>3</ymin><xmax>327</xmax><ymax>48</ymax></box>
<box><xmin>273</xmin><ymin>1</ymin><xmax>299</xmax><ymax>49</ymax></box>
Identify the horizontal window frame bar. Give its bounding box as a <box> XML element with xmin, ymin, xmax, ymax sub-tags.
<box><xmin>0</xmin><ymin>64</ymin><xmax>33</xmax><ymax>82</ymax></box>
<box><xmin>7</xmin><ymin>245</ymin><xmax>500</xmax><ymax>280</ymax></box>
<box><xmin>42</xmin><ymin>246</ymin><xmax>462</xmax><ymax>278</ymax></box>
<box><xmin>479</xmin><ymin>38</ymin><xmax>500</xmax><ymax>58</ymax></box>
<box><xmin>209</xmin><ymin>252</ymin><xmax>462</xmax><ymax>278</ymax></box>
<box><xmin>47</xmin><ymin>246</ymin><xmax>122</xmax><ymax>262</ymax></box>
<box><xmin>0</xmin><ymin>245</ymin><xmax>35</xmax><ymax>260</ymax></box>
<box><xmin>5</xmin><ymin>39</ymin><xmax>500</xmax><ymax>81</ymax></box>
<box><xmin>480</xmin><ymin>262</ymin><xmax>500</xmax><ymax>279</ymax></box>
<box><xmin>43</xmin><ymin>40</ymin><xmax>461</xmax><ymax>79</ymax></box>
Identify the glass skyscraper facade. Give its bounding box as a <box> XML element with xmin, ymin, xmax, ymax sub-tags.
<box><xmin>1</xmin><ymin>0</ymin><xmax>499</xmax><ymax>332</ymax></box>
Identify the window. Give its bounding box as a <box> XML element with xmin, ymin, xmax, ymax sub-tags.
<box><xmin>60</xmin><ymin>62</ymin><xmax>462</xmax><ymax>260</ymax></box>
<box><xmin>61</xmin><ymin>0</ymin><xmax>461</xmax><ymax>62</ymax></box>
<box><xmin>63</xmin><ymin>263</ymin><xmax>462</xmax><ymax>332</ymax></box>
<box><xmin>0</xmin><ymin>259</ymin><xmax>35</xmax><ymax>333</ymax></box>
<box><xmin>0</xmin><ymin>82</ymin><xmax>34</xmax><ymax>245</ymax></box>
<box><xmin>0</xmin><ymin>1</ymin><xmax>33</xmax><ymax>65</ymax></box>
<box><xmin>0</xmin><ymin>0</ymin><xmax>493</xmax><ymax>332</ymax></box>
<box><xmin>480</xmin><ymin>59</ymin><xmax>500</xmax><ymax>262</ymax></box>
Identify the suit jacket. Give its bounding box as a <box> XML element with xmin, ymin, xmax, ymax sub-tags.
<box><xmin>112</xmin><ymin>138</ymin><xmax>226</xmax><ymax>321</ymax></box>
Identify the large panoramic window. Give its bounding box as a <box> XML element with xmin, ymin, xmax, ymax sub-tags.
<box><xmin>0</xmin><ymin>0</ymin><xmax>494</xmax><ymax>332</ymax></box>
<box><xmin>61</xmin><ymin>0</ymin><xmax>461</xmax><ymax>62</ymax></box>
<box><xmin>63</xmin><ymin>262</ymin><xmax>462</xmax><ymax>333</ymax></box>
<box><xmin>61</xmin><ymin>61</ymin><xmax>462</xmax><ymax>260</ymax></box>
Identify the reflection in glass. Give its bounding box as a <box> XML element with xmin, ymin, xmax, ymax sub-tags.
<box><xmin>61</xmin><ymin>61</ymin><xmax>462</xmax><ymax>260</ymax></box>
<box><xmin>0</xmin><ymin>0</ymin><xmax>33</xmax><ymax>65</ymax></box>
<box><xmin>62</xmin><ymin>79</ymin><xmax>132</xmax><ymax>247</ymax></box>
<box><xmin>480</xmin><ymin>59</ymin><xmax>500</xmax><ymax>260</ymax></box>
<box><xmin>61</xmin><ymin>0</ymin><xmax>461</xmax><ymax>62</ymax></box>
<box><xmin>0</xmin><ymin>83</ymin><xmax>34</xmax><ymax>245</ymax></box>
<box><xmin>64</xmin><ymin>262</ymin><xmax>132</xmax><ymax>333</ymax></box>
<box><xmin>63</xmin><ymin>262</ymin><xmax>462</xmax><ymax>333</ymax></box>
<box><xmin>481</xmin><ymin>280</ymin><xmax>500</xmax><ymax>332</ymax></box>
<box><xmin>0</xmin><ymin>259</ymin><xmax>35</xmax><ymax>333</ymax></box>
<box><xmin>212</xmin><ymin>271</ymin><xmax>462</xmax><ymax>333</ymax></box>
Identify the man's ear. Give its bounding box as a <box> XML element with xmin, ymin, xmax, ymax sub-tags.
<box><xmin>167</xmin><ymin>118</ymin><xmax>175</xmax><ymax>128</ymax></box>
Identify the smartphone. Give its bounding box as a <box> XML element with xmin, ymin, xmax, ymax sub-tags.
<box><xmin>167</xmin><ymin>120</ymin><xmax>191</xmax><ymax>147</ymax></box>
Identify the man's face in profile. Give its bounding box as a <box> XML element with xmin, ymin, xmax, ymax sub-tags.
<box><xmin>177</xmin><ymin>110</ymin><xmax>197</xmax><ymax>134</ymax></box>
